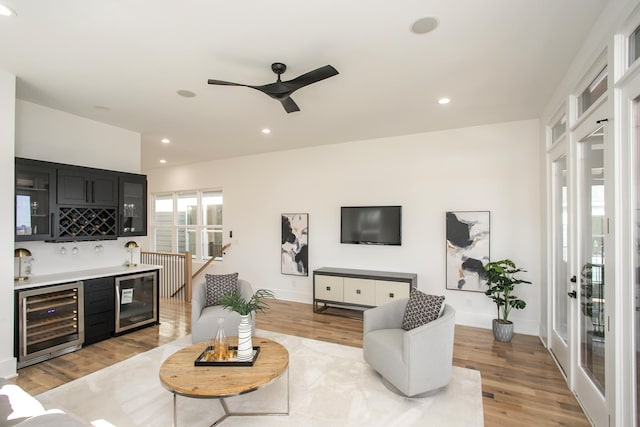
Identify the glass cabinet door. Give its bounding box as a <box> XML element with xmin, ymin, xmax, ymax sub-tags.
<box><xmin>119</xmin><ymin>174</ymin><xmax>147</xmax><ymax>236</ymax></box>
<box><xmin>15</xmin><ymin>158</ymin><xmax>56</xmax><ymax>241</ymax></box>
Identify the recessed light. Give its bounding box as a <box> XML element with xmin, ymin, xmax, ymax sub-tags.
<box><xmin>177</xmin><ymin>90</ymin><xmax>196</xmax><ymax>98</ymax></box>
<box><xmin>159</xmin><ymin>159</ymin><xmax>167</xmax><ymax>164</ymax></box>
<box><xmin>438</xmin><ymin>97</ymin><xmax>451</xmax><ymax>105</ymax></box>
<box><xmin>261</xmin><ymin>128</ymin><xmax>271</xmax><ymax>134</ymax></box>
<box><xmin>0</xmin><ymin>4</ymin><xmax>16</xmax><ymax>17</ymax></box>
<box><xmin>411</xmin><ymin>17</ymin><xmax>439</xmax><ymax>34</ymax></box>
<box><xmin>161</xmin><ymin>138</ymin><xmax>170</xmax><ymax>144</ymax></box>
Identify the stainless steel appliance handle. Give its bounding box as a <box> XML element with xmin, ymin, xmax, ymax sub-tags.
<box><xmin>22</xmin><ymin>297</ymin><xmax>28</xmax><ymax>357</ymax></box>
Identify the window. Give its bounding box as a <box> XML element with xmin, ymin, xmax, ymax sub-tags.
<box><xmin>202</xmin><ymin>190</ymin><xmax>224</xmax><ymax>258</ymax></box>
<box><xmin>151</xmin><ymin>190</ymin><xmax>223</xmax><ymax>260</ymax></box>
<box><xmin>578</xmin><ymin>67</ymin><xmax>607</xmax><ymax>117</ymax></box>
<box><xmin>552</xmin><ymin>114</ymin><xmax>567</xmax><ymax>144</ymax></box>
<box><xmin>630</xmin><ymin>23</ymin><xmax>640</xmax><ymax>67</ymax></box>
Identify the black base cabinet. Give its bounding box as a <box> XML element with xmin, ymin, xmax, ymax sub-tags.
<box><xmin>83</xmin><ymin>277</ymin><xmax>115</xmax><ymax>345</ymax></box>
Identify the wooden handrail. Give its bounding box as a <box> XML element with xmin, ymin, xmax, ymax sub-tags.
<box><xmin>142</xmin><ymin>250</ymin><xmax>187</xmax><ymax>257</ymax></box>
<box><xmin>169</xmin><ymin>243</ymin><xmax>231</xmax><ymax>300</ymax></box>
<box><xmin>192</xmin><ymin>243</ymin><xmax>231</xmax><ymax>279</ymax></box>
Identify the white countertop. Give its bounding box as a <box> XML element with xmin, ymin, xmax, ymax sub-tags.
<box><xmin>14</xmin><ymin>264</ymin><xmax>163</xmax><ymax>290</ymax></box>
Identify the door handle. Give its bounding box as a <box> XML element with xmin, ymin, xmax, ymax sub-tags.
<box><xmin>568</xmin><ymin>290</ymin><xmax>577</xmax><ymax>299</ymax></box>
<box><xmin>570</xmin><ymin>275</ymin><xmax>577</xmax><ymax>283</ymax></box>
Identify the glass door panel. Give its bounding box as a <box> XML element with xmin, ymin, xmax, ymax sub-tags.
<box><xmin>554</xmin><ymin>155</ymin><xmax>569</xmax><ymax>344</ymax></box>
<box><xmin>633</xmin><ymin>97</ymin><xmax>640</xmax><ymax>426</ymax></box>
<box><xmin>550</xmin><ymin>145</ymin><xmax>570</xmax><ymax>374</ymax></box>
<box><xmin>115</xmin><ymin>272</ymin><xmax>158</xmax><ymax>333</ymax></box>
<box><xmin>15</xmin><ymin>159</ymin><xmax>55</xmax><ymax>241</ymax></box>
<box><xmin>579</xmin><ymin>124</ymin><xmax>606</xmax><ymax>393</ymax></box>
<box><xmin>119</xmin><ymin>174</ymin><xmax>147</xmax><ymax>237</ymax></box>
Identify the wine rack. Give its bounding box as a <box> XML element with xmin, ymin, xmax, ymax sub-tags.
<box><xmin>58</xmin><ymin>207</ymin><xmax>117</xmax><ymax>240</ymax></box>
<box><xmin>17</xmin><ymin>282</ymin><xmax>84</xmax><ymax>368</ymax></box>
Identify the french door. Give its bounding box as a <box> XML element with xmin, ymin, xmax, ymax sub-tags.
<box><xmin>572</xmin><ymin>101</ymin><xmax>611</xmax><ymax>427</ymax></box>
<box><xmin>619</xmin><ymin>67</ymin><xmax>640</xmax><ymax>427</ymax></box>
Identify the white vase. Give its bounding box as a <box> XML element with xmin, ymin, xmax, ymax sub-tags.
<box><xmin>236</xmin><ymin>314</ymin><xmax>253</xmax><ymax>361</ymax></box>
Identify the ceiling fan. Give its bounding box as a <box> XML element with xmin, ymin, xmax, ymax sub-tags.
<box><xmin>207</xmin><ymin>62</ymin><xmax>339</xmax><ymax>113</ymax></box>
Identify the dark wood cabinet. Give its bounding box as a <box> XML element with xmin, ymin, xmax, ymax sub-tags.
<box><xmin>15</xmin><ymin>157</ymin><xmax>147</xmax><ymax>241</ymax></box>
<box><xmin>15</xmin><ymin>158</ymin><xmax>56</xmax><ymax>241</ymax></box>
<box><xmin>118</xmin><ymin>173</ymin><xmax>147</xmax><ymax>237</ymax></box>
<box><xmin>83</xmin><ymin>277</ymin><xmax>115</xmax><ymax>345</ymax></box>
<box><xmin>57</xmin><ymin>167</ymin><xmax>118</xmax><ymax>206</ymax></box>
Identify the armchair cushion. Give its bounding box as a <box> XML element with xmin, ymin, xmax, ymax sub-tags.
<box><xmin>402</xmin><ymin>288</ymin><xmax>445</xmax><ymax>330</ymax></box>
<box><xmin>192</xmin><ymin>278</ymin><xmax>256</xmax><ymax>343</ymax></box>
<box><xmin>204</xmin><ymin>273</ymin><xmax>238</xmax><ymax>307</ymax></box>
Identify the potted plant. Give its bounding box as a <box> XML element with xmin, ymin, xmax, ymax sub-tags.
<box><xmin>484</xmin><ymin>259</ymin><xmax>531</xmax><ymax>342</ymax></box>
<box><xmin>220</xmin><ymin>289</ymin><xmax>275</xmax><ymax>360</ymax></box>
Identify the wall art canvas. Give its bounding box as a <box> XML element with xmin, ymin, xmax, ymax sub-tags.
<box><xmin>281</xmin><ymin>213</ymin><xmax>309</xmax><ymax>276</ymax></box>
<box><xmin>446</xmin><ymin>211</ymin><xmax>490</xmax><ymax>292</ymax></box>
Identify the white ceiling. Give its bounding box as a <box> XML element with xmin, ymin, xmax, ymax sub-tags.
<box><xmin>0</xmin><ymin>0</ymin><xmax>607</xmax><ymax>171</ymax></box>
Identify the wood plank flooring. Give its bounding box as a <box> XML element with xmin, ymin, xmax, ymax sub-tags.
<box><xmin>11</xmin><ymin>298</ymin><xmax>589</xmax><ymax>426</ymax></box>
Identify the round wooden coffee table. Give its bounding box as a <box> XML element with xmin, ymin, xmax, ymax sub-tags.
<box><xmin>159</xmin><ymin>336</ymin><xmax>289</xmax><ymax>426</ymax></box>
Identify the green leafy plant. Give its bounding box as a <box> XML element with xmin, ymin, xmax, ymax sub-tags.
<box><xmin>220</xmin><ymin>289</ymin><xmax>275</xmax><ymax>317</ymax></box>
<box><xmin>484</xmin><ymin>259</ymin><xmax>531</xmax><ymax>323</ymax></box>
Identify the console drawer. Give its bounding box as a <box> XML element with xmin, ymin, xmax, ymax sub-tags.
<box><xmin>375</xmin><ymin>280</ymin><xmax>410</xmax><ymax>305</ymax></box>
<box><xmin>314</xmin><ymin>275</ymin><xmax>344</xmax><ymax>302</ymax></box>
<box><xmin>343</xmin><ymin>278</ymin><xmax>376</xmax><ymax>306</ymax></box>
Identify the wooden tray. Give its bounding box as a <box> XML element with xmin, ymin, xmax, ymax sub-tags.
<box><xmin>194</xmin><ymin>345</ymin><xmax>260</xmax><ymax>367</ymax></box>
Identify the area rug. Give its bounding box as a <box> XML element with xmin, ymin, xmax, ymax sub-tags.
<box><xmin>37</xmin><ymin>330</ymin><xmax>484</xmax><ymax>426</ymax></box>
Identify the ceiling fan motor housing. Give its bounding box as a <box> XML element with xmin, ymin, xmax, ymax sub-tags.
<box><xmin>271</xmin><ymin>62</ymin><xmax>287</xmax><ymax>75</ymax></box>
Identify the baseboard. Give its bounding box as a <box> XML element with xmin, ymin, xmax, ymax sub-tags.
<box><xmin>273</xmin><ymin>289</ymin><xmax>311</xmax><ymax>304</ymax></box>
<box><xmin>0</xmin><ymin>356</ymin><xmax>17</xmax><ymax>379</ymax></box>
<box><xmin>273</xmin><ymin>292</ymin><xmax>541</xmax><ymax>337</ymax></box>
<box><xmin>451</xmin><ymin>310</ymin><xmax>540</xmax><ymax>336</ymax></box>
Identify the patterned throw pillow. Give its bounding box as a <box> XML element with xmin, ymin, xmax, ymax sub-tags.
<box><xmin>401</xmin><ymin>287</ymin><xmax>445</xmax><ymax>331</ymax></box>
<box><xmin>204</xmin><ymin>273</ymin><xmax>239</xmax><ymax>307</ymax></box>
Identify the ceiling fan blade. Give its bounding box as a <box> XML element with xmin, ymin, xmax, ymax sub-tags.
<box><xmin>281</xmin><ymin>97</ymin><xmax>300</xmax><ymax>113</ymax></box>
<box><xmin>284</xmin><ymin>65</ymin><xmax>338</xmax><ymax>90</ymax></box>
<box><xmin>207</xmin><ymin>79</ymin><xmax>247</xmax><ymax>87</ymax></box>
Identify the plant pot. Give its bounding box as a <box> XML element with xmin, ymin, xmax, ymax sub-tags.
<box><xmin>492</xmin><ymin>319</ymin><xmax>513</xmax><ymax>343</ymax></box>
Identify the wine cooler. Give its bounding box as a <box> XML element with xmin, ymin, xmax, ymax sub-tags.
<box><xmin>115</xmin><ymin>271</ymin><xmax>158</xmax><ymax>334</ymax></box>
<box><xmin>17</xmin><ymin>282</ymin><xmax>84</xmax><ymax>368</ymax></box>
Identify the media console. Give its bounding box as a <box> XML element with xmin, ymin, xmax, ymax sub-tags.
<box><xmin>313</xmin><ymin>267</ymin><xmax>417</xmax><ymax>317</ymax></box>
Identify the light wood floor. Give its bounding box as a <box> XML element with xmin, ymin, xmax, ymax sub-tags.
<box><xmin>12</xmin><ymin>298</ymin><xmax>589</xmax><ymax>426</ymax></box>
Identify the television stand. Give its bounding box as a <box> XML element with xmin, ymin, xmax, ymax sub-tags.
<box><xmin>313</xmin><ymin>267</ymin><xmax>417</xmax><ymax>318</ymax></box>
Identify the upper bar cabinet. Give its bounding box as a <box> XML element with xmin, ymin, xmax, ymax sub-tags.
<box><xmin>57</xmin><ymin>166</ymin><xmax>118</xmax><ymax>206</ymax></box>
<box><xmin>15</xmin><ymin>158</ymin><xmax>56</xmax><ymax>241</ymax></box>
<box><xmin>118</xmin><ymin>173</ymin><xmax>147</xmax><ymax>237</ymax></box>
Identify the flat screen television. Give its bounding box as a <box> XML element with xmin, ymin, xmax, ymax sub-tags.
<box><xmin>340</xmin><ymin>206</ymin><xmax>402</xmax><ymax>245</ymax></box>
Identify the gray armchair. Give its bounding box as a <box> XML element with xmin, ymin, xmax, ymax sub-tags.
<box><xmin>363</xmin><ymin>298</ymin><xmax>455</xmax><ymax>397</ymax></box>
<box><xmin>191</xmin><ymin>279</ymin><xmax>256</xmax><ymax>344</ymax></box>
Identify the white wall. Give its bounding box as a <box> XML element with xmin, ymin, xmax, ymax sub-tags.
<box><xmin>0</xmin><ymin>70</ymin><xmax>17</xmax><ymax>378</ymax></box>
<box><xmin>15</xmin><ymin>100</ymin><xmax>141</xmax><ymax>173</ymax></box>
<box><xmin>146</xmin><ymin>118</ymin><xmax>542</xmax><ymax>335</ymax></box>
<box><xmin>5</xmin><ymin>97</ymin><xmax>143</xmax><ymax>377</ymax></box>
<box><xmin>13</xmin><ymin>100</ymin><xmax>146</xmax><ymax>277</ymax></box>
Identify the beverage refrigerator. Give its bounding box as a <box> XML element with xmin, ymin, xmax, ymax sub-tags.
<box><xmin>115</xmin><ymin>271</ymin><xmax>158</xmax><ymax>334</ymax></box>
